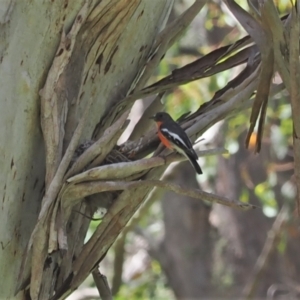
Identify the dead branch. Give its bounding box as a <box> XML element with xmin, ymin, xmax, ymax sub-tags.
<box><xmin>66</xmin><ymin>147</ymin><xmax>227</xmax><ymax>185</ymax></box>
<box><xmin>289</xmin><ymin>6</ymin><xmax>300</xmax><ymax>215</ymax></box>
<box><xmin>92</xmin><ymin>269</ymin><xmax>112</xmax><ymax>300</ymax></box>
<box><xmin>40</xmin><ymin>0</ymin><xmax>94</xmax><ymax>189</ymax></box>
<box><xmin>242</xmin><ymin>205</ymin><xmax>289</xmax><ymax>299</ymax></box>
<box><xmin>62</xmin><ymin>178</ymin><xmax>255</xmax><ymax>211</ymax></box>
<box><xmin>65</xmin><ymin>110</ymin><xmax>130</xmax><ymax>179</ymax></box>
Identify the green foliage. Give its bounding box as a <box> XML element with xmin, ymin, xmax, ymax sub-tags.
<box><xmin>114</xmin><ymin>260</ymin><xmax>173</xmax><ymax>300</ymax></box>
<box><xmin>277</xmin><ymin>231</ymin><xmax>287</xmax><ymax>254</ymax></box>
<box><xmin>255</xmin><ymin>182</ymin><xmax>278</xmax><ymax>217</ymax></box>
<box><xmin>82</xmin><ymin>2</ymin><xmax>296</xmax><ymax>298</ymax></box>
<box><xmin>240</xmin><ymin>188</ymin><xmax>250</xmax><ymax>203</ymax></box>
<box><xmin>212</xmin><ymin>238</ymin><xmax>234</xmax><ymax>289</ymax></box>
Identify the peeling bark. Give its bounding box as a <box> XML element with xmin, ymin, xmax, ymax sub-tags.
<box><xmin>158</xmin><ymin>162</ymin><xmax>213</xmax><ymax>299</ymax></box>
<box><xmin>0</xmin><ymin>1</ymin><xmax>292</xmax><ymax>299</ymax></box>
<box><xmin>0</xmin><ymin>1</ymin><xmax>174</xmax><ymax>299</ymax></box>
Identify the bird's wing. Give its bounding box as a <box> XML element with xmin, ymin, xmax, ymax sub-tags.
<box><xmin>160</xmin><ymin>123</ymin><xmax>198</xmax><ymax>159</ymax></box>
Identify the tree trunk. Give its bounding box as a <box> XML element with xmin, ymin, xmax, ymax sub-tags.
<box><xmin>213</xmin><ymin>150</ymin><xmax>277</xmax><ymax>296</ymax></box>
<box><xmin>157</xmin><ymin>162</ymin><xmax>213</xmax><ymax>299</ymax></box>
<box><xmin>0</xmin><ymin>1</ymin><xmax>174</xmax><ymax>299</ymax></box>
<box><xmin>0</xmin><ymin>0</ymin><xmax>294</xmax><ymax>299</ymax></box>
<box><xmin>213</xmin><ymin>131</ymin><xmax>300</xmax><ymax>298</ymax></box>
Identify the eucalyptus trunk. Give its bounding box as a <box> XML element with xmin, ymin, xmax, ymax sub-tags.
<box><xmin>0</xmin><ymin>0</ymin><xmax>294</xmax><ymax>299</ymax></box>
<box><xmin>0</xmin><ymin>1</ymin><xmax>175</xmax><ymax>299</ymax></box>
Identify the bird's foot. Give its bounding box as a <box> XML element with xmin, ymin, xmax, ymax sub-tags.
<box><xmin>158</xmin><ymin>154</ymin><xmax>168</xmax><ymax>165</ymax></box>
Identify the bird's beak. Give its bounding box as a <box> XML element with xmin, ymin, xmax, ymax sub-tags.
<box><xmin>149</xmin><ymin>115</ymin><xmax>155</xmax><ymax>120</ymax></box>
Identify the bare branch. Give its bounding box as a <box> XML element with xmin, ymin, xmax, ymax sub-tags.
<box><xmin>63</xmin><ymin>178</ymin><xmax>255</xmax><ymax>210</ymax></box>
<box><xmin>242</xmin><ymin>205</ymin><xmax>289</xmax><ymax>298</ymax></box>
<box><xmin>30</xmin><ymin>95</ymin><xmax>94</xmax><ymax>300</ymax></box>
<box><xmin>92</xmin><ymin>269</ymin><xmax>112</xmax><ymax>300</ymax></box>
<box><xmin>65</xmin><ymin>110</ymin><xmax>130</xmax><ymax>179</ymax></box>
<box><xmin>64</xmin><ymin>287</ymin><xmax>100</xmax><ymax>300</ymax></box>
<box><xmin>66</xmin><ymin>148</ymin><xmax>227</xmax><ymax>185</ymax></box>
<box><xmin>245</xmin><ymin>47</ymin><xmax>273</xmax><ymax>152</ymax></box>
<box><xmin>111</xmin><ymin>235</ymin><xmax>126</xmax><ymax>296</ymax></box>
<box><xmin>289</xmin><ymin>6</ymin><xmax>300</xmax><ymax>215</ymax></box>
<box><xmin>223</xmin><ymin>0</ymin><xmax>265</xmax><ymax>51</ymax></box>
<box><xmin>131</xmin><ymin>42</ymin><xmax>255</xmax><ymax>102</ymax></box>
<box><xmin>132</xmin><ymin>0</ymin><xmax>208</xmax><ymax>93</ymax></box>
<box><xmin>262</xmin><ymin>0</ymin><xmax>290</xmax><ymax>92</ymax></box>
<box><xmin>120</xmin><ymin>61</ymin><xmax>260</xmax><ymax>159</ymax></box>
<box><xmin>111</xmin><ymin>187</ymin><xmax>163</xmax><ymax>295</ymax></box>
<box><xmin>69</xmin><ymin>187</ymin><xmax>150</xmax><ymax>294</ymax></box>
<box><xmin>128</xmin><ymin>93</ymin><xmax>165</xmax><ymax>141</ymax></box>
<box><xmin>188</xmin><ymin>66</ymin><xmax>260</xmax><ymax>139</ymax></box>
<box><xmin>40</xmin><ymin>0</ymin><xmax>94</xmax><ymax>188</ymax></box>
<box><xmin>93</xmin><ymin>0</ymin><xmax>208</xmax><ymax>138</ymax></box>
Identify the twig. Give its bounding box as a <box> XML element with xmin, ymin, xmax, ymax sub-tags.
<box><xmin>128</xmin><ymin>93</ymin><xmax>165</xmax><ymax>141</ymax></box>
<box><xmin>66</xmin><ymin>147</ymin><xmax>228</xmax><ymax>184</ymax></box>
<box><xmin>70</xmin><ymin>187</ymin><xmax>148</xmax><ymax>292</ymax></box>
<box><xmin>39</xmin><ymin>96</ymin><xmax>94</xmax><ymax>222</ymax></box>
<box><xmin>224</xmin><ymin>0</ymin><xmax>265</xmax><ymax>51</ymax></box>
<box><xmin>262</xmin><ymin>0</ymin><xmax>290</xmax><ymax>92</ymax></box>
<box><xmin>289</xmin><ymin>6</ymin><xmax>300</xmax><ymax>216</ymax></box>
<box><xmin>30</xmin><ymin>95</ymin><xmax>95</xmax><ymax>300</ymax></box>
<box><xmin>62</xmin><ymin>178</ymin><xmax>255</xmax><ymax>210</ymax></box>
<box><xmin>111</xmin><ymin>186</ymin><xmax>164</xmax><ymax>295</ymax></box>
<box><xmin>95</xmin><ymin>0</ymin><xmax>207</xmax><ymax>135</ymax></box>
<box><xmin>111</xmin><ymin>235</ymin><xmax>126</xmax><ymax>296</ymax></box>
<box><xmin>40</xmin><ymin>0</ymin><xmax>93</xmax><ymax>188</ymax></box>
<box><xmin>65</xmin><ymin>110</ymin><xmax>130</xmax><ymax>179</ymax></box>
<box><xmin>242</xmin><ymin>205</ymin><xmax>289</xmax><ymax>299</ymax></box>
<box><xmin>188</xmin><ymin>68</ymin><xmax>260</xmax><ymax>139</ymax></box>
<box><xmin>29</xmin><ymin>3</ymin><xmax>94</xmax><ymax>298</ymax></box>
<box><xmin>63</xmin><ymin>287</ymin><xmax>100</xmax><ymax>300</ymax></box>
<box><xmin>92</xmin><ymin>269</ymin><xmax>112</xmax><ymax>300</ymax></box>
<box><xmin>131</xmin><ymin>0</ymin><xmax>207</xmax><ymax>94</ymax></box>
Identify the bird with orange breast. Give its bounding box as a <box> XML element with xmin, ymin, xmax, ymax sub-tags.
<box><xmin>150</xmin><ymin>112</ymin><xmax>202</xmax><ymax>174</ymax></box>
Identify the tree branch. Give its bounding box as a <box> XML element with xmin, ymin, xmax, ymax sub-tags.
<box><xmin>65</xmin><ymin>110</ymin><xmax>130</xmax><ymax>179</ymax></box>
<box><xmin>30</xmin><ymin>96</ymin><xmax>95</xmax><ymax>300</ymax></box>
<box><xmin>132</xmin><ymin>0</ymin><xmax>208</xmax><ymax>92</ymax></box>
<box><xmin>128</xmin><ymin>93</ymin><xmax>165</xmax><ymax>141</ymax></box>
<box><xmin>40</xmin><ymin>0</ymin><xmax>94</xmax><ymax>188</ymax></box>
<box><xmin>92</xmin><ymin>269</ymin><xmax>112</xmax><ymax>300</ymax></box>
<box><xmin>289</xmin><ymin>6</ymin><xmax>300</xmax><ymax>215</ymax></box>
<box><xmin>242</xmin><ymin>205</ymin><xmax>289</xmax><ymax>298</ymax></box>
<box><xmin>62</xmin><ymin>178</ymin><xmax>255</xmax><ymax>211</ymax></box>
<box><xmin>65</xmin><ymin>148</ymin><xmax>227</xmax><ymax>185</ymax></box>
<box><xmin>262</xmin><ymin>0</ymin><xmax>290</xmax><ymax>92</ymax></box>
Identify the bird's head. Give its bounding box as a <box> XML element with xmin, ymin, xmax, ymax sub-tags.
<box><xmin>149</xmin><ymin>112</ymin><xmax>173</xmax><ymax>122</ymax></box>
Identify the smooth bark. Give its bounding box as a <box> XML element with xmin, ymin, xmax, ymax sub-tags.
<box><xmin>0</xmin><ymin>1</ymin><xmax>173</xmax><ymax>298</ymax></box>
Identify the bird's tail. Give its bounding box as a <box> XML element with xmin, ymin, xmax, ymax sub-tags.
<box><xmin>186</xmin><ymin>152</ymin><xmax>203</xmax><ymax>174</ymax></box>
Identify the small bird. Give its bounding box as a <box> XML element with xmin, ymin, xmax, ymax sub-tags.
<box><xmin>150</xmin><ymin>112</ymin><xmax>203</xmax><ymax>174</ymax></box>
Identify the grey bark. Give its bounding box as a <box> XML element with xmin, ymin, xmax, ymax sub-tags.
<box><xmin>213</xmin><ymin>132</ymin><xmax>300</xmax><ymax>297</ymax></box>
<box><xmin>157</xmin><ymin>162</ymin><xmax>213</xmax><ymax>299</ymax></box>
<box><xmin>0</xmin><ymin>0</ymin><xmax>291</xmax><ymax>299</ymax></box>
<box><xmin>0</xmin><ymin>1</ymin><xmax>174</xmax><ymax>299</ymax></box>
<box><xmin>213</xmin><ymin>150</ymin><xmax>277</xmax><ymax>295</ymax></box>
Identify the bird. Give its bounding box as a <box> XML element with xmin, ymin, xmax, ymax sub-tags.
<box><xmin>150</xmin><ymin>112</ymin><xmax>203</xmax><ymax>174</ymax></box>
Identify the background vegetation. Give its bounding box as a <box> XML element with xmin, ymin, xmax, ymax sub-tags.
<box><xmin>68</xmin><ymin>1</ymin><xmax>299</xmax><ymax>299</ymax></box>
<box><xmin>0</xmin><ymin>0</ymin><xmax>299</xmax><ymax>299</ymax></box>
